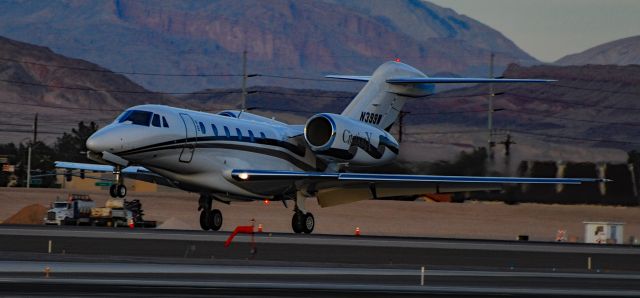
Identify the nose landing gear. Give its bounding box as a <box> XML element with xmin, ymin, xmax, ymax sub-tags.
<box><xmin>109</xmin><ymin>165</ymin><xmax>127</xmax><ymax>198</ymax></box>
<box><xmin>109</xmin><ymin>184</ymin><xmax>127</xmax><ymax>198</ymax></box>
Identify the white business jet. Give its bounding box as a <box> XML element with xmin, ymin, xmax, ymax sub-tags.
<box><xmin>55</xmin><ymin>61</ymin><xmax>604</xmax><ymax>234</ymax></box>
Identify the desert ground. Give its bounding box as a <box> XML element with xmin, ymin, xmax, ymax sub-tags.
<box><xmin>1</xmin><ymin>188</ymin><xmax>639</xmax><ymax>244</ymax></box>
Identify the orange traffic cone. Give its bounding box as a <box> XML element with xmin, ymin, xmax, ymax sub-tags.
<box><xmin>355</xmin><ymin>227</ymin><xmax>361</xmax><ymax>236</ymax></box>
<box><xmin>258</xmin><ymin>224</ymin><xmax>263</xmax><ymax>233</ymax></box>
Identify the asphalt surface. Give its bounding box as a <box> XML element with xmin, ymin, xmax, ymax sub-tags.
<box><xmin>0</xmin><ymin>225</ymin><xmax>639</xmax><ymax>296</ymax></box>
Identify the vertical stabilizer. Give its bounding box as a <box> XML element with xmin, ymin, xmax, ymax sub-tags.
<box><xmin>338</xmin><ymin>61</ymin><xmax>434</xmax><ymax>130</ymax></box>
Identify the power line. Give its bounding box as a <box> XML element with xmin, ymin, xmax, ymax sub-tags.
<box><xmin>403</xmin><ymin>129</ymin><xmax>485</xmax><ymax>135</ymax></box>
<box><xmin>256</xmin><ymin>74</ymin><xmax>357</xmax><ymax>83</ymax></box>
<box><xmin>0</xmin><ymin>128</ymin><xmax>62</xmax><ymax>135</ymax></box>
<box><xmin>506</xmin><ymin>109</ymin><xmax>640</xmax><ymax>127</ymax></box>
<box><xmin>549</xmin><ymin>82</ymin><xmax>640</xmax><ymax>96</ymax></box>
<box><xmin>409</xmin><ymin>109</ymin><xmax>491</xmax><ymax>116</ymax></box>
<box><xmin>504</xmin><ymin>92</ymin><xmax>640</xmax><ymax>111</ymax></box>
<box><xmin>0</xmin><ymin>78</ymin><xmax>248</xmax><ymax>95</ymax></box>
<box><xmin>251</xmin><ymin>90</ymin><xmax>354</xmax><ymax>99</ymax></box>
<box><xmin>0</xmin><ymin>100</ymin><xmax>125</xmax><ymax>112</ymax></box>
<box><xmin>0</xmin><ymin>57</ymin><xmax>244</xmax><ymax>77</ymax></box>
<box><xmin>509</xmin><ymin>129</ymin><xmax>640</xmax><ymax>145</ymax></box>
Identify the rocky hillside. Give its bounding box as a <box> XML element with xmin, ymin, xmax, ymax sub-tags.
<box><xmin>556</xmin><ymin>35</ymin><xmax>640</xmax><ymax>66</ymax></box>
<box><xmin>0</xmin><ymin>0</ymin><xmax>537</xmax><ymax>92</ymax></box>
<box><xmin>0</xmin><ymin>36</ymin><xmax>177</xmax><ymax>143</ymax></box>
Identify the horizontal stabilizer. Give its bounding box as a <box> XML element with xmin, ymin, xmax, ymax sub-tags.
<box><xmin>386</xmin><ymin>77</ymin><xmax>556</xmax><ymax>84</ymax></box>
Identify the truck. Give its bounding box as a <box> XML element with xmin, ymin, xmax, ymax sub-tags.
<box><xmin>44</xmin><ymin>194</ymin><xmax>95</xmax><ymax>225</ymax></box>
<box><xmin>44</xmin><ymin>194</ymin><xmax>156</xmax><ymax>228</ymax></box>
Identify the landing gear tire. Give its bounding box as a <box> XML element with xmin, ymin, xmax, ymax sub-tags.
<box><xmin>199</xmin><ymin>210</ymin><xmax>211</xmax><ymax>230</ymax></box>
<box><xmin>210</xmin><ymin>209</ymin><xmax>223</xmax><ymax>231</ymax></box>
<box><xmin>292</xmin><ymin>212</ymin><xmax>304</xmax><ymax>234</ymax></box>
<box><xmin>302</xmin><ymin>212</ymin><xmax>314</xmax><ymax>234</ymax></box>
<box><xmin>116</xmin><ymin>184</ymin><xmax>127</xmax><ymax>198</ymax></box>
<box><xmin>109</xmin><ymin>185</ymin><xmax>118</xmax><ymax>198</ymax></box>
<box><xmin>199</xmin><ymin>209</ymin><xmax>223</xmax><ymax>231</ymax></box>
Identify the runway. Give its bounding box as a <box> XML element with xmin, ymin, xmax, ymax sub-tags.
<box><xmin>0</xmin><ymin>225</ymin><xmax>639</xmax><ymax>296</ymax></box>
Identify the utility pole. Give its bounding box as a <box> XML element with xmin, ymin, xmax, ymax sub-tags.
<box><xmin>33</xmin><ymin>113</ymin><xmax>38</xmax><ymax>144</ymax></box>
<box><xmin>27</xmin><ymin>113</ymin><xmax>37</xmax><ymax>189</ymax></box>
<box><xmin>241</xmin><ymin>49</ymin><xmax>248</xmax><ymax>111</ymax></box>
<box><xmin>398</xmin><ymin>111</ymin><xmax>410</xmax><ymax>143</ymax></box>
<box><xmin>500</xmin><ymin>132</ymin><xmax>515</xmax><ymax>157</ymax></box>
<box><xmin>487</xmin><ymin>53</ymin><xmax>495</xmax><ymax>160</ymax></box>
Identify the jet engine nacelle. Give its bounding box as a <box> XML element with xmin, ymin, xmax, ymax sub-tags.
<box><xmin>304</xmin><ymin>113</ymin><xmax>399</xmax><ymax>165</ymax></box>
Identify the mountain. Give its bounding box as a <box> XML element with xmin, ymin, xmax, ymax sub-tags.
<box><xmin>556</xmin><ymin>35</ymin><xmax>640</xmax><ymax>66</ymax></box>
<box><xmin>0</xmin><ymin>0</ymin><xmax>538</xmax><ymax>93</ymax></box>
<box><xmin>0</xmin><ymin>36</ymin><xmax>178</xmax><ymax>143</ymax></box>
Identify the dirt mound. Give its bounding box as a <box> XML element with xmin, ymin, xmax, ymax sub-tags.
<box><xmin>157</xmin><ymin>217</ymin><xmax>194</xmax><ymax>230</ymax></box>
<box><xmin>3</xmin><ymin>204</ymin><xmax>48</xmax><ymax>225</ymax></box>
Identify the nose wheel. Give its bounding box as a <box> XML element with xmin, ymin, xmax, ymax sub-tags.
<box><xmin>109</xmin><ymin>184</ymin><xmax>127</xmax><ymax>198</ymax></box>
<box><xmin>109</xmin><ymin>165</ymin><xmax>127</xmax><ymax>198</ymax></box>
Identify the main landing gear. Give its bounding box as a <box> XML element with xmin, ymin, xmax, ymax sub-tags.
<box><xmin>109</xmin><ymin>165</ymin><xmax>127</xmax><ymax>198</ymax></box>
<box><xmin>291</xmin><ymin>191</ymin><xmax>314</xmax><ymax>234</ymax></box>
<box><xmin>198</xmin><ymin>194</ymin><xmax>223</xmax><ymax>231</ymax></box>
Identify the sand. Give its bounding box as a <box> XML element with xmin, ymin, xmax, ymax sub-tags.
<box><xmin>1</xmin><ymin>188</ymin><xmax>639</xmax><ymax>243</ymax></box>
<box><xmin>2</xmin><ymin>203</ymin><xmax>48</xmax><ymax>225</ymax></box>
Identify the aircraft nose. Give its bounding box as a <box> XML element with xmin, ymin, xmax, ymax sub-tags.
<box><xmin>86</xmin><ymin>132</ymin><xmax>110</xmax><ymax>153</ymax></box>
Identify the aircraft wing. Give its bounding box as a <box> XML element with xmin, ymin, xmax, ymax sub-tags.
<box><xmin>54</xmin><ymin>161</ymin><xmax>176</xmax><ymax>188</ymax></box>
<box><xmin>227</xmin><ymin>169</ymin><xmax>604</xmax><ymax>207</ymax></box>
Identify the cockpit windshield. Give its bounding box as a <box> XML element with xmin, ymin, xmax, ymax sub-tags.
<box><xmin>117</xmin><ymin>110</ymin><xmax>153</xmax><ymax>126</ymax></box>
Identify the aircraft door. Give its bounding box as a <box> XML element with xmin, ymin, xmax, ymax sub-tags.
<box><xmin>179</xmin><ymin>113</ymin><xmax>197</xmax><ymax>163</ymax></box>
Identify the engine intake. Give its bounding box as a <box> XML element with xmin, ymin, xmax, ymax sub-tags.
<box><xmin>304</xmin><ymin>113</ymin><xmax>398</xmax><ymax>165</ymax></box>
<box><xmin>304</xmin><ymin>114</ymin><xmax>335</xmax><ymax>149</ymax></box>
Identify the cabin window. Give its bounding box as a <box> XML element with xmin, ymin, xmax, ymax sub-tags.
<box><xmin>162</xmin><ymin>116</ymin><xmax>169</xmax><ymax>128</ymax></box>
<box><xmin>248</xmin><ymin>130</ymin><xmax>255</xmax><ymax>143</ymax></box>
<box><xmin>151</xmin><ymin>114</ymin><xmax>161</xmax><ymax>127</ymax></box>
<box><xmin>260</xmin><ymin>132</ymin><xmax>267</xmax><ymax>140</ymax></box>
<box><xmin>199</xmin><ymin>122</ymin><xmax>206</xmax><ymax>134</ymax></box>
<box><xmin>118</xmin><ymin>110</ymin><xmax>153</xmax><ymax>126</ymax></box>
<box><xmin>224</xmin><ymin>126</ymin><xmax>230</xmax><ymax>139</ymax></box>
<box><xmin>236</xmin><ymin>128</ymin><xmax>243</xmax><ymax>141</ymax></box>
<box><xmin>211</xmin><ymin>124</ymin><xmax>218</xmax><ymax>136</ymax></box>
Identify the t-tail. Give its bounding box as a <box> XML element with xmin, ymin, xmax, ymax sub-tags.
<box><xmin>327</xmin><ymin>60</ymin><xmax>555</xmax><ymax>131</ymax></box>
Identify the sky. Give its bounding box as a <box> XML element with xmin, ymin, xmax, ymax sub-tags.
<box><xmin>428</xmin><ymin>0</ymin><xmax>640</xmax><ymax>62</ymax></box>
